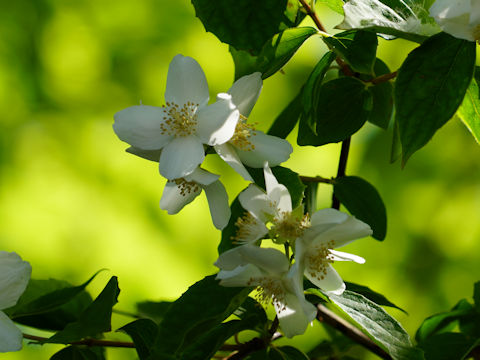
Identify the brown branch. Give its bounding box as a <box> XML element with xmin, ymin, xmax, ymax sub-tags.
<box><xmin>23</xmin><ymin>334</ymin><xmax>135</xmax><ymax>348</ymax></box>
<box><xmin>369</xmin><ymin>71</ymin><xmax>398</xmax><ymax>85</ymax></box>
<box><xmin>316</xmin><ymin>304</ymin><xmax>392</xmax><ymax>359</ymax></box>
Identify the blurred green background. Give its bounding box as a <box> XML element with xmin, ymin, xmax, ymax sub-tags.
<box><xmin>1</xmin><ymin>1</ymin><xmax>479</xmax><ymax>359</ymax></box>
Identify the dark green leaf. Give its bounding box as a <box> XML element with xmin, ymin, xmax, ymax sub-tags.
<box><xmin>126</xmin><ymin>147</ymin><xmax>161</xmax><ymax>162</ymax></box>
<box><xmin>267</xmin><ymin>90</ymin><xmax>303</xmax><ymax>139</ymax></box>
<box><xmin>119</xmin><ymin>319</ymin><xmax>158</xmax><ymax>360</ymax></box>
<box><xmin>44</xmin><ymin>276</ymin><xmax>120</xmax><ymax>344</ymax></box>
<box><xmin>300</xmin><ymin>77</ymin><xmax>372</xmax><ymax>146</ymax></box>
<box><xmin>191</xmin><ymin>0</ymin><xmax>300</xmax><ymax>54</ymax></box>
<box><xmin>457</xmin><ymin>73</ymin><xmax>480</xmax><ymax>144</ymax></box>
<box><xmin>149</xmin><ymin>275</ymin><xmax>251</xmax><ymax>359</ymax></box>
<box><xmin>474</xmin><ymin>281</ymin><xmax>480</xmax><ymax>312</ymax></box>
<box><xmin>229</xmin><ymin>46</ymin><xmax>259</xmax><ymax>81</ymax></box>
<box><xmin>136</xmin><ymin>301</ymin><xmax>172</xmax><ymax>324</ymax></box>
<box><xmin>333</xmin><ymin>176</ymin><xmax>387</xmax><ymax>240</ymax></box>
<box><xmin>323</xmin><ymin>30</ymin><xmax>378</xmax><ymax>75</ymax></box>
<box><xmin>50</xmin><ymin>346</ymin><xmax>105</xmax><ymax>360</ymax></box>
<box><xmin>415</xmin><ymin>299</ymin><xmax>474</xmax><ymax>342</ymax></box>
<box><xmin>345</xmin><ymin>282</ymin><xmax>406</xmax><ymax>313</ymax></box>
<box><xmin>420</xmin><ymin>333</ymin><xmax>479</xmax><ymax>360</ymax></box>
<box><xmin>269</xmin><ymin>346</ymin><xmax>309</xmax><ymax>360</ymax></box>
<box><xmin>395</xmin><ymin>32</ymin><xmax>476</xmax><ymax>164</ymax></box>
<box><xmin>234</xmin><ymin>296</ymin><xmax>268</xmax><ymax>331</ymax></box>
<box><xmin>329</xmin><ymin>291</ymin><xmax>423</xmax><ymax>360</ymax></box>
<box><xmin>246</xmin><ymin>349</ymin><xmax>269</xmax><ymax>359</ymax></box>
<box><xmin>366</xmin><ymin>59</ymin><xmax>394</xmax><ymax>129</ymax></box>
<box><xmin>257</xmin><ymin>27</ymin><xmax>317</xmax><ymax>79</ymax></box>
<box><xmin>318</xmin><ymin>0</ymin><xmax>345</xmax><ymax>14</ymax></box>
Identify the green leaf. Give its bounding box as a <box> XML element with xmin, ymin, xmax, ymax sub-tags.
<box><xmin>50</xmin><ymin>346</ymin><xmax>105</xmax><ymax>360</ymax></box>
<box><xmin>329</xmin><ymin>290</ymin><xmax>423</xmax><ymax>360</ymax></box>
<box><xmin>267</xmin><ymin>90</ymin><xmax>303</xmax><ymax>139</ymax></box>
<box><xmin>318</xmin><ymin>0</ymin><xmax>345</xmax><ymax>14</ymax></box>
<box><xmin>218</xmin><ymin>197</ymin><xmax>244</xmax><ymax>254</ymax></box>
<box><xmin>390</xmin><ymin>120</ymin><xmax>402</xmax><ymax>163</ymax></box>
<box><xmin>191</xmin><ymin>0</ymin><xmax>301</xmax><ymax>54</ymax></box>
<box><xmin>415</xmin><ymin>302</ymin><xmax>473</xmax><ymax>343</ymax></box>
<box><xmin>366</xmin><ymin>59</ymin><xmax>394</xmax><ymax>129</ymax></box>
<box><xmin>257</xmin><ymin>27</ymin><xmax>317</xmax><ymax>79</ymax></box>
<box><xmin>457</xmin><ymin>74</ymin><xmax>480</xmax><ymax>144</ymax></box>
<box><xmin>269</xmin><ymin>346</ymin><xmax>309</xmax><ymax>360</ymax></box>
<box><xmin>323</xmin><ymin>30</ymin><xmax>378</xmax><ymax>75</ymax></box>
<box><xmin>336</xmin><ymin>0</ymin><xmax>438</xmax><ymax>43</ymax></box>
<box><xmin>149</xmin><ymin>275</ymin><xmax>251</xmax><ymax>359</ymax></box>
<box><xmin>119</xmin><ymin>319</ymin><xmax>158</xmax><ymax>360</ymax></box>
<box><xmin>395</xmin><ymin>32</ymin><xmax>476</xmax><ymax>164</ymax></box>
<box><xmin>234</xmin><ymin>296</ymin><xmax>268</xmax><ymax>332</ymax></box>
<box><xmin>44</xmin><ymin>276</ymin><xmax>120</xmax><ymax>344</ymax></box>
<box><xmin>136</xmin><ymin>301</ymin><xmax>172</xmax><ymax>323</ymax></box>
<box><xmin>229</xmin><ymin>46</ymin><xmax>259</xmax><ymax>81</ymax></box>
<box><xmin>420</xmin><ymin>333</ymin><xmax>480</xmax><ymax>360</ymax></box>
<box><xmin>345</xmin><ymin>282</ymin><xmax>406</xmax><ymax>313</ymax></box>
<box><xmin>302</xmin><ymin>77</ymin><xmax>372</xmax><ymax>146</ymax></box>
<box><xmin>474</xmin><ymin>281</ymin><xmax>480</xmax><ymax>312</ymax></box>
<box><xmin>333</xmin><ymin>176</ymin><xmax>387</xmax><ymax>240</ymax></box>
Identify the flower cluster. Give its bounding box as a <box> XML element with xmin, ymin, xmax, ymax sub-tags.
<box><xmin>0</xmin><ymin>251</ymin><xmax>31</xmax><ymax>353</ymax></box>
<box><xmin>429</xmin><ymin>0</ymin><xmax>480</xmax><ymax>41</ymax></box>
<box><xmin>113</xmin><ymin>54</ymin><xmax>293</xmax><ymax>229</ymax></box>
<box><xmin>215</xmin><ymin>163</ymin><xmax>372</xmax><ymax>337</ymax></box>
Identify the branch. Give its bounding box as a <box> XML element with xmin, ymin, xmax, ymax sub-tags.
<box><xmin>316</xmin><ymin>304</ymin><xmax>392</xmax><ymax>359</ymax></box>
<box><xmin>332</xmin><ymin>137</ymin><xmax>351</xmax><ymax>209</ymax></box>
<box><xmin>369</xmin><ymin>71</ymin><xmax>398</xmax><ymax>85</ymax></box>
<box><xmin>23</xmin><ymin>334</ymin><xmax>135</xmax><ymax>348</ymax></box>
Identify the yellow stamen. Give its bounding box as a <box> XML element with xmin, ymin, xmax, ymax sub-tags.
<box><xmin>305</xmin><ymin>240</ymin><xmax>335</xmax><ymax>281</ymax></box>
<box><xmin>173</xmin><ymin>178</ymin><xmax>200</xmax><ymax>196</ymax></box>
<box><xmin>248</xmin><ymin>276</ymin><xmax>287</xmax><ymax>311</ymax></box>
<box><xmin>160</xmin><ymin>101</ymin><xmax>198</xmax><ymax>137</ymax></box>
<box><xmin>230</xmin><ymin>114</ymin><xmax>257</xmax><ymax>151</ymax></box>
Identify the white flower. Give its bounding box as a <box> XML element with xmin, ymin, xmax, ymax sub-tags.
<box><xmin>295</xmin><ymin>209</ymin><xmax>372</xmax><ymax>295</ymax></box>
<box><xmin>214</xmin><ymin>73</ymin><xmax>293</xmax><ymax>181</ymax></box>
<box><xmin>215</xmin><ymin>245</ymin><xmax>317</xmax><ymax>338</ymax></box>
<box><xmin>429</xmin><ymin>0</ymin><xmax>480</xmax><ymax>41</ymax></box>
<box><xmin>0</xmin><ymin>251</ymin><xmax>31</xmax><ymax>352</ymax></box>
<box><xmin>234</xmin><ymin>162</ymin><xmax>308</xmax><ymax>244</ymax></box>
<box><xmin>160</xmin><ymin>167</ymin><xmax>231</xmax><ymax>230</ymax></box>
<box><xmin>113</xmin><ymin>54</ymin><xmax>240</xmax><ymax>180</ymax></box>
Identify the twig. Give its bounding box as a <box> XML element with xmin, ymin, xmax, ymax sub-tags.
<box><xmin>369</xmin><ymin>71</ymin><xmax>398</xmax><ymax>85</ymax></box>
<box><xmin>331</xmin><ymin>137</ymin><xmax>351</xmax><ymax>209</ymax></box>
<box><xmin>23</xmin><ymin>334</ymin><xmax>135</xmax><ymax>348</ymax></box>
<box><xmin>316</xmin><ymin>304</ymin><xmax>392</xmax><ymax>359</ymax></box>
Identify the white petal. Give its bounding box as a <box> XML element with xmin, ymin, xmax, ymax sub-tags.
<box><xmin>237</xmin><ymin>245</ymin><xmax>290</xmax><ymax>275</ymax></box>
<box><xmin>306</xmin><ymin>264</ymin><xmax>346</xmax><ymax>295</ymax></box>
<box><xmin>310</xmin><ymin>208</ymin><xmax>349</xmax><ymax>227</ymax></box>
<box><xmin>214</xmin><ymin>143</ymin><xmax>253</xmax><ymax>182</ymax></box>
<box><xmin>329</xmin><ymin>249</ymin><xmax>365</xmax><ymax>264</ymax></box>
<box><xmin>315</xmin><ymin>216</ymin><xmax>372</xmax><ymax>248</ymax></box>
<box><xmin>233</xmin><ymin>212</ymin><xmax>268</xmax><ymax>245</ymax></box>
<box><xmin>196</xmin><ymin>93</ymin><xmax>239</xmax><ymax>146</ymax></box>
<box><xmin>184</xmin><ymin>168</ymin><xmax>219</xmax><ymax>186</ymax></box>
<box><xmin>429</xmin><ymin>0</ymin><xmax>469</xmax><ymax>20</ymax></box>
<box><xmin>264</xmin><ymin>163</ymin><xmax>291</xmax><ymax>213</ymax></box>
<box><xmin>204</xmin><ymin>180</ymin><xmax>231</xmax><ymax>230</ymax></box>
<box><xmin>0</xmin><ymin>312</ymin><xmax>22</xmax><ymax>352</ymax></box>
<box><xmin>164</xmin><ymin>54</ymin><xmax>209</xmax><ymax>107</ymax></box>
<box><xmin>429</xmin><ymin>0</ymin><xmax>475</xmax><ymax>41</ymax></box>
<box><xmin>276</xmin><ymin>292</ymin><xmax>317</xmax><ymax>338</ymax></box>
<box><xmin>238</xmin><ymin>184</ymin><xmax>274</xmax><ymax>222</ymax></box>
<box><xmin>159</xmin><ymin>136</ymin><xmax>205</xmax><ymax>180</ymax></box>
<box><xmin>470</xmin><ymin>1</ymin><xmax>480</xmax><ymax>26</ymax></box>
<box><xmin>216</xmin><ymin>264</ymin><xmax>263</xmax><ymax>287</ymax></box>
<box><xmin>228</xmin><ymin>72</ymin><xmax>262</xmax><ymax>117</ymax></box>
<box><xmin>0</xmin><ymin>252</ymin><xmax>31</xmax><ymax>310</ymax></box>
<box><xmin>113</xmin><ymin>106</ymin><xmax>172</xmax><ymax>150</ymax></box>
<box><xmin>160</xmin><ymin>181</ymin><xmax>201</xmax><ymax>214</ymax></box>
<box><xmin>236</xmin><ymin>131</ymin><xmax>293</xmax><ymax>168</ymax></box>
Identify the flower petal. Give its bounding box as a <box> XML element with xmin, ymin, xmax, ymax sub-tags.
<box><xmin>305</xmin><ymin>264</ymin><xmax>345</xmax><ymax>295</ymax></box>
<box><xmin>0</xmin><ymin>311</ymin><xmax>23</xmax><ymax>352</ymax></box>
<box><xmin>329</xmin><ymin>249</ymin><xmax>365</xmax><ymax>264</ymax></box>
<box><xmin>0</xmin><ymin>251</ymin><xmax>31</xmax><ymax>310</ymax></box>
<box><xmin>184</xmin><ymin>167</ymin><xmax>219</xmax><ymax>186</ymax></box>
<box><xmin>159</xmin><ymin>136</ymin><xmax>205</xmax><ymax>179</ymax></box>
<box><xmin>237</xmin><ymin>245</ymin><xmax>290</xmax><ymax>274</ymax></box>
<box><xmin>264</xmin><ymin>163</ymin><xmax>291</xmax><ymax>213</ymax></box>
<box><xmin>196</xmin><ymin>93</ymin><xmax>239</xmax><ymax>146</ymax></box>
<box><xmin>113</xmin><ymin>105</ymin><xmax>172</xmax><ymax>150</ymax></box>
<box><xmin>233</xmin><ymin>212</ymin><xmax>268</xmax><ymax>245</ymax></box>
<box><xmin>160</xmin><ymin>180</ymin><xmax>201</xmax><ymax>215</ymax></box>
<box><xmin>236</xmin><ymin>131</ymin><xmax>293</xmax><ymax>168</ymax></box>
<box><xmin>164</xmin><ymin>54</ymin><xmax>209</xmax><ymax>107</ymax></box>
<box><xmin>216</xmin><ymin>264</ymin><xmax>263</xmax><ymax>287</ymax></box>
<box><xmin>310</xmin><ymin>208</ymin><xmax>349</xmax><ymax>227</ymax></box>
<box><xmin>228</xmin><ymin>72</ymin><xmax>262</xmax><ymax>117</ymax></box>
<box><xmin>238</xmin><ymin>184</ymin><xmax>274</xmax><ymax>222</ymax></box>
<box><xmin>214</xmin><ymin>143</ymin><xmax>253</xmax><ymax>182</ymax></box>
<box><xmin>204</xmin><ymin>180</ymin><xmax>231</xmax><ymax>230</ymax></box>
<box><xmin>276</xmin><ymin>292</ymin><xmax>317</xmax><ymax>338</ymax></box>
<box><xmin>315</xmin><ymin>216</ymin><xmax>372</xmax><ymax>248</ymax></box>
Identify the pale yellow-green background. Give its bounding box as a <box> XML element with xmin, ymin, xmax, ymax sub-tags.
<box><xmin>1</xmin><ymin>1</ymin><xmax>479</xmax><ymax>359</ymax></box>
